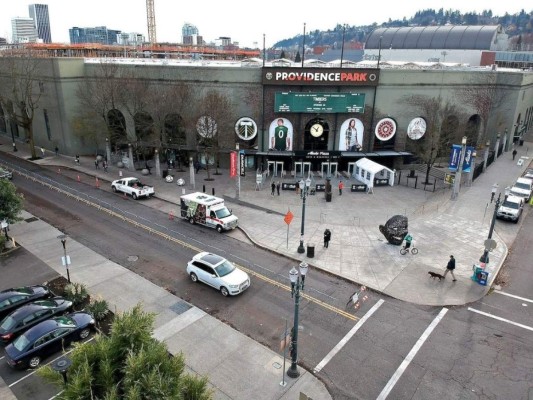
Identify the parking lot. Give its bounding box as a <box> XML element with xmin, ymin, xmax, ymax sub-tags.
<box><xmin>0</xmin><ymin>247</ymin><xmax>93</xmax><ymax>400</ymax></box>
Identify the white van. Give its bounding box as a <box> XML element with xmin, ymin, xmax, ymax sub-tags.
<box><xmin>496</xmin><ymin>195</ymin><xmax>524</xmax><ymax>223</ymax></box>
<box><xmin>510</xmin><ymin>177</ymin><xmax>533</xmax><ymax>202</ymax></box>
<box><xmin>180</xmin><ymin>192</ymin><xmax>238</xmax><ymax>233</ymax></box>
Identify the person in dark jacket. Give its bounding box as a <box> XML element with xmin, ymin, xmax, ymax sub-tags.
<box><xmin>323</xmin><ymin>229</ymin><xmax>331</xmax><ymax>248</ymax></box>
<box><xmin>271</xmin><ymin>181</ymin><xmax>276</xmax><ymax>196</ymax></box>
<box><xmin>443</xmin><ymin>255</ymin><xmax>457</xmax><ymax>281</ymax></box>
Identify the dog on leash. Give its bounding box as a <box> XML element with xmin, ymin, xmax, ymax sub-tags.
<box><xmin>428</xmin><ymin>271</ymin><xmax>444</xmax><ymax>281</ymax></box>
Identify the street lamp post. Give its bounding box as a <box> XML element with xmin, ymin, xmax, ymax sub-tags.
<box><xmin>480</xmin><ymin>193</ymin><xmax>501</xmax><ymax>264</ymax></box>
<box><xmin>287</xmin><ymin>262</ymin><xmax>308</xmax><ymax>378</ymax></box>
<box><xmin>451</xmin><ymin>136</ymin><xmax>468</xmax><ymax>200</ymax></box>
<box><xmin>57</xmin><ymin>235</ymin><xmax>71</xmax><ymax>283</ymax></box>
<box><xmin>297</xmin><ymin>178</ymin><xmax>312</xmax><ymax>254</ymax></box>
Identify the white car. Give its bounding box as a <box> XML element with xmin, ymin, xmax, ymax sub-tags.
<box><xmin>510</xmin><ymin>177</ymin><xmax>532</xmax><ymax>202</ymax></box>
<box><xmin>496</xmin><ymin>195</ymin><xmax>523</xmax><ymax>223</ymax></box>
<box><xmin>111</xmin><ymin>177</ymin><xmax>155</xmax><ymax>199</ymax></box>
<box><xmin>186</xmin><ymin>252</ymin><xmax>250</xmax><ymax>297</ymax></box>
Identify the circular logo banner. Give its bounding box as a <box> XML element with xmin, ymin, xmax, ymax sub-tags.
<box><xmin>375</xmin><ymin>118</ymin><xmax>397</xmax><ymax>141</ymax></box>
<box><xmin>234</xmin><ymin>117</ymin><xmax>258</xmax><ymax>140</ymax></box>
<box><xmin>196</xmin><ymin>116</ymin><xmax>217</xmax><ymax>138</ymax></box>
<box><xmin>407</xmin><ymin>117</ymin><xmax>426</xmax><ymax>140</ymax></box>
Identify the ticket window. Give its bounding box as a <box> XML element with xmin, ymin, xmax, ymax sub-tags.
<box><xmin>348</xmin><ymin>162</ymin><xmax>357</xmax><ymax>177</ymax></box>
<box><xmin>294</xmin><ymin>162</ymin><xmax>303</xmax><ymax>178</ymax></box>
<box><xmin>275</xmin><ymin>161</ymin><xmax>284</xmax><ymax>177</ymax></box>
<box><xmin>267</xmin><ymin>161</ymin><xmax>275</xmax><ymax>177</ymax></box>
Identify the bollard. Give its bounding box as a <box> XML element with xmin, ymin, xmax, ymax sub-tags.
<box><xmin>95</xmin><ymin>177</ymin><xmax>100</xmax><ymax>188</ymax></box>
<box><xmin>212</xmin><ymin>188</ymin><xmax>215</xmax><ymax>196</ymax></box>
<box><xmin>203</xmin><ymin>184</ymin><xmax>206</xmax><ymax>193</ymax></box>
<box><xmin>119</xmin><ymin>170</ymin><xmax>123</xmax><ymax>177</ymax></box>
<box><xmin>58</xmin><ymin>168</ymin><xmax>61</xmax><ymax>174</ymax></box>
<box><xmin>77</xmin><ymin>175</ymin><xmax>81</xmax><ymax>182</ymax></box>
<box><xmin>169</xmin><ymin>210</ymin><xmax>174</xmax><ymax>220</ymax></box>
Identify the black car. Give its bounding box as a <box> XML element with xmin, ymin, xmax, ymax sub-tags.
<box><xmin>4</xmin><ymin>312</ymin><xmax>95</xmax><ymax>369</ymax></box>
<box><xmin>0</xmin><ymin>286</ymin><xmax>50</xmax><ymax>320</ymax></box>
<box><xmin>0</xmin><ymin>297</ymin><xmax>73</xmax><ymax>344</ymax></box>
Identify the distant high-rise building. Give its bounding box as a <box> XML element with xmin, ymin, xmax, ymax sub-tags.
<box><xmin>29</xmin><ymin>4</ymin><xmax>52</xmax><ymax>43</ymax></box>
<box><xmin>117</xmin><ymin>32</ymin><xmax>145</xmax><ymax>45</ymax></box>
<box><xmin>69</xmin><ymin>26</ymin><xmax>121</xmax><ymax>45</ymax></box>
<box><xmin>182</xmin><ymin>23</ymin><xmax>202</xmax><ymax>45</ymax></box>
<box><xmin>11</xmin><ymin>17</ymin><xmax>38</xmax><ymax>43</ymax></box>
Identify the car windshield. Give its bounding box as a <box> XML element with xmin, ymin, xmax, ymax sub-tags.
<box><xmin>215</xmin><ymin>207</ymin><xmax>231</xmax><ymax>219</ymax></box>
<box><xmin>12</xmin><ymin>334</ymin><xmax>30</xmax><ymax>351</ymax></box>
<box><xmin>55</xmin><ymin>316</ymin><xmax>76</xmax><ymax>327</ymax></box>
<box><xmin>502</xmin><ymin>200</ymin><xmax>519</xmax><ymax>210</ymax></box>
<box><xmin>511</xmin><ymin>190</ymin><xmax>526</xmax><ymax>197</ymax></box>
<box><xmin>514</xmin><ymin>182</ymin><xmax>530</xmax><ymax>190</ymax></box>
<box><xmin>215</xmin><ymin>260</ymin><xmax>236</xmax><ymax>277</ymax></box>
<box><xmin>0</xmin><ymin>316</ymin><xmax>17</xmax><ymax>330</ymax></box>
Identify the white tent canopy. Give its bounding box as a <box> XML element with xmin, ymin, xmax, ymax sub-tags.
<box><xmin>354</xmin><ymin>158</ymin><xmax>395</xmax><ymax>188</ymax></box>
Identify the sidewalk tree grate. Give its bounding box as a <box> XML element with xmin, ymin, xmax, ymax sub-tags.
<box><xmin>24</xmin><ymin>217</ymin><xmax>39</xmax><ymax>223</ymax></box>
<box><xmin>169</xmin><ymin>301</ymin><xmax>192</xmax><ymax>315</ymax></box>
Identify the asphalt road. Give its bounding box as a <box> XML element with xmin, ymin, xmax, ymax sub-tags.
<box><xmin>2</xmin><ymin>154</ymin><xmax>533</xmax><ymax>399</ymax></box>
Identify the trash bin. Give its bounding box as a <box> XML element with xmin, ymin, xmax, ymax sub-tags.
<box><xmin>325</xmin><ymin>192</ymin><xmax>332</xmax><ymax>202</ymax></box>
<box><xmin>306</xmin><ymin>244</ymin><xmax>315</xmax><ymax>258</ymax></box>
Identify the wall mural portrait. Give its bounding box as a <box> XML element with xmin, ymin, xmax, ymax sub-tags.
<box><xmin>268</xmin><ymin>117</ymin><xmax>293</xmax><ymax>151</ymax></box>
<box><xmin>339</xmin><ymin>118</ymin><xmax>364</xmax><ymax>151</ymax></box>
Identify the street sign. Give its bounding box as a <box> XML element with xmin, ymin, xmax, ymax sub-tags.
<box><xmin>61</xmin><ymin>255</ymin><xmax>71</xmax><ymax>266</ymax></box>
<box><xmin>444</xmin><ymin>173</ymin><xmax>455</xmax><ymax>185</ymax></box>
<box><xmin>284</xmin><ymin>211</ymin><xmax>294</xmax><ymax>225</ymax></box>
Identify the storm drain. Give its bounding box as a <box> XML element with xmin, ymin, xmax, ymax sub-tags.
<box><xmin>169</xmin><ymin>300</ymin><xmax>192</xmax><ymax>315</ymax></box>
<box><xmin>24</xmin><ymin>217</ymin><xmax>39</xmax><ymax>223</ymax></box>
<box><xmin>127</xmin><ymin>255</ymin><xmax>138</xmax><ymax>262</ymax></box>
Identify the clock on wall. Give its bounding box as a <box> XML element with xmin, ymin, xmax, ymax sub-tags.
<box><xmin>310</xmin><ymin>123</ymin><xmax>324</xmax><ymax>137</ymax></box>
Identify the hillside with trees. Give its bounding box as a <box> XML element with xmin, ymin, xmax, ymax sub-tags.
<box><xmin>272</xmin><ymin>8</ymin><xmax>533</xmax><ymax>51</ymax></box>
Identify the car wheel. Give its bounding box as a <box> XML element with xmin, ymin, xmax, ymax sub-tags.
<box><xmin>112</xmin><ymin>186</ymin><xmax>117</xmax><ymax>192</ymax></box>
<box><xmin>190</xmin><ymin>273</ymin><xmax>198</xmax><ymax>283</ymax></box>
<box><xmin>29</xmin><ymin>356</ymin><xmax>41</xmax><ymax>368</ymax></box>
<box><xmin>220</xmin><ymin>287</ymin><xmax>229</xmax><ymax>297</ymax></box>
<box><xmin>132</xmin><ymin>193</ymin><xmax>138</xmax><ymax>200</ymax></box>
<box><xmin>189</xmin><ymin>218</ymin><xmax>195</xmax><ymax>225</ymax></box>
<box><xmin>79</xmin><ymin>328</ymin><xmax>91</xmax><ymax>339</ymax></box>
<box><xmin>216</xmin><ymin>225</ymin><xmax>223</xmax><ymax>233</ymax></box>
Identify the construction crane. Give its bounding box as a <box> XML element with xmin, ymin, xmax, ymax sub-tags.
<box><xmin>146</xmin><ymin>0</ymin><xmax>157</xmax><ymax>45</ymax></box>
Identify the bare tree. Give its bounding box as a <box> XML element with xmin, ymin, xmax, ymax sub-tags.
<box><xmin>454</xmin><ymin>72</ymin><xmax>505</xmax><ymax>147</ymax></box>
<box><xmin>403</xmin><ymin>94</ymin><xmax>465</xmax><ymax>184</ymax></box>
<box><xmin>0</xmin><ymin>50</ymin><xmax>45</xmax><ymax>159</ymax></box>
<box><xmin>195</xmin><ymin>90</ymin><xmax>235</xmax><ymax>180</ymax></box>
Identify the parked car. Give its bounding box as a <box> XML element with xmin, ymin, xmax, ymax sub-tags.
<box><xmin>509</xmin><ymin>177</ymin><xmax>533</xmax><ymax>202</ymax></box>
<box><xmin>496</xmin><ymin>195</ymin><xmax>524</xmax><ymax>223</ymax></box>
<box><xmin>111</xmin><ymin>177</ymin><xmax>155</xmax><ymax>199</ymax></box>
<box><xmin>0</xmin><ymin>166</ymin><xmax>13</xmax><ymax>180</ymax></box>
<box><xmin>0</xmin><ymin>297</ymin><xmax>73</xmax><ymax>344</ymax></box>
<box><xmin>0</xmin><ymin>286</ymin><xmax>50</xmax><ymax>320</ymax></box>
<box><xmin>4</xmin><ymin>311</ymin><xmax>95</xmax><ymax>369</ymax></box>
<box><xmin>186</xmin><ymin>252</ymin><xmax>250</xmax><ymax>297</ymax></box>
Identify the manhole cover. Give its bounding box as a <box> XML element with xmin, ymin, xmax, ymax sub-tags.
<box><xmin>127</xmin><ymin>255</ymin><xmax>139</xmax><ymax>262</ymax></box>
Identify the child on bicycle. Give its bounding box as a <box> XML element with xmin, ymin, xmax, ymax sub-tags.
<box><xmin>403</xmin><ymin>233</ymin><xmax>413</xmax><ymax>251</ymax></box>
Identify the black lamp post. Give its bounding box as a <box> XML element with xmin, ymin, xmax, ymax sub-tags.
<box><xmin>297</xmin><ymin>178</ymin><xmax>312</xmax><ymax>254</ymax></box>
<box><xmin>287</xmin><ymin>262</ymin><xmax>308</xmax><ymax>378</ymax></box>
<box><xmin>58</xmin><ymin>234</ymin><xmax>71</xmax><ymax>283</ymax></box>
<box><xmin>480</xmin><ymin>193</ymin><xmax>501</xmax><ymax>264</ymax></box>
<box><xmin>52</xmin><ymin>357</ymin><xmax>72</xmax><ymax>385</ymax></box>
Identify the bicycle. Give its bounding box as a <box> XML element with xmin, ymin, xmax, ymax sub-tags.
<box><xmin>400</xmin><ymin>246</ymin><xmax>418</xmax><ymax>255</ymax></box>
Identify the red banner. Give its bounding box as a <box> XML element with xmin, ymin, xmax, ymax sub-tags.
<box><xmin>230</xmin><ymin>151</ymin><xmax>237</xmax><ymax>177</ymax></box>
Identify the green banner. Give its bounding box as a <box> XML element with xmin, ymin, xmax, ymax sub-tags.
<box><xmin>275</xmin><ymin>92</ymin><xmax>365</xmax><ymax>113</ymax></box>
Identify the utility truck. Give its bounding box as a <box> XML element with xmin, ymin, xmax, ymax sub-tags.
<box><xmin>180</xmin><ymin>192</ymin><xmax>238</xmax><ymax>233</ymax></box>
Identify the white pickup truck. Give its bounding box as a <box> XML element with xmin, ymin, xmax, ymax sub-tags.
<box><xmin>111</xmin><ymin>177</ymin><xmax>155</xmax><ymax>199</ymax></box>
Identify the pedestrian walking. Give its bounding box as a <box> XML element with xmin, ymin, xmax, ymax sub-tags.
<box><xmin>95</xmin><ymin>159</ymin><xmax>99</xmax><ymax>169</ymax></box>
<box><xmin>271</xmin><ymin>181</ymin><xmax>276</xmax><ymax>196</ymax></box>
<box><xmin>54</xmin><ymin>146</ymin><xmax>59</xmax><ymax>156</ymax></box>
<box><xmin>512</xmin><ymin>149</ymin><xmax>517</xmax><ymax>160</ymax></box>
<box><xmin>338</xmin><ymin>180</ymin><xmax>344</xmax><ymax>195</ymax></box>
<box><xmin>490</xmin><ymin>183</ymin><xmax>498</xmax><ymax>203</ymax></box>
<box><xmin>276</xmin><ymin>181</ymin><xmax>281</xmax><ymax>196</ymax></box>
<box><xmin>75</xmin><ymin>154</ymin><xmax>80</xmax><ymax>164</ymax></box>
<box><xmin>40</xmin><ymin>147</ymin><xmax>45</xmax><ymax>157</ymax></box>
<box><xmin>103</xmin><ymin>160</ymin><xmax>108</xmax><ymax>172</ymax></box>
<box><xmin>443</xmin><ymin>255</ymin><xmax>457</xmax><ymax>281</ymax></box>
<box><xmin>323</xmin><ymin>229</ymin><xmax>331</xmax><ymax>248</ymax></box>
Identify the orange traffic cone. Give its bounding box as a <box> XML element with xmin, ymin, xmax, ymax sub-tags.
<box><xmin>95</xmin><ymin>177</ymin><xmax>100</xmax><ymax>188</ymax></box>
<box><xmin>169</xmin><ymin>210</ymin><xmax>174</xmax><ymax>220</ymax></box>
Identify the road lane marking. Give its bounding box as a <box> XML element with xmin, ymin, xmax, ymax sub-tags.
<box><xmin>48</xmin><ymin>391</ymin><xmax>63</xmax><ymax>400</ymax></box>
<box><xmin>8</xmin><ymin>337</ymin><xmax>94</xmax><ymax>388</ymax></box>
<box><xmin>314</xmin><ymin>299</ymin><xmax>384</xmax><ymax>373</ymax></box>
<box><xmin>17</xmin><ymin>170</ymin><xmax>359</xmax><ymax>322</ymax></box>
<box><xmin>377</xmin><ymin>308</ymin><xmax>448</xmax><ymax>400</ymax></box>
<box><xmin>0</xmin><ymin>356</ymin><xmax>4</xmax><ymax>361</ymax></box>
<box><xmin>468</xmin><ymin>307</ymin><xmax>533</xmax><ymax>332</ymax></box>
<box><xmin>494</xmin><ymin>290</ymin><xmax>533</xmax><ymax>303</ymax></box>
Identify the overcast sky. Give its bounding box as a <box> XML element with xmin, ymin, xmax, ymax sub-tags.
<box><xmin>1</xmin><ymin>1</ymin><xmax>530</xmax><ymax>48</ymax></box>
